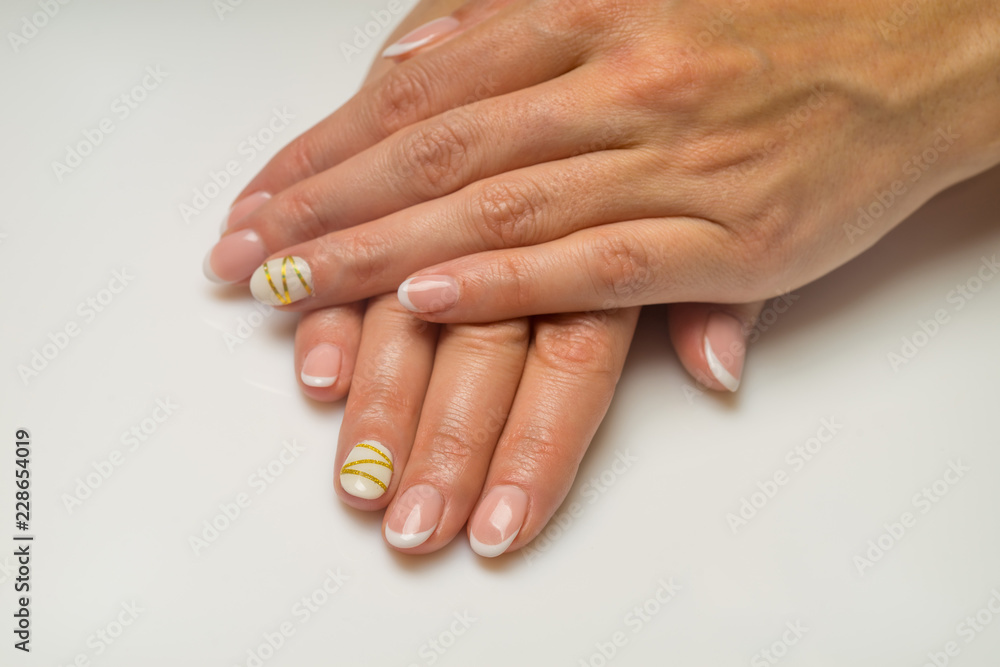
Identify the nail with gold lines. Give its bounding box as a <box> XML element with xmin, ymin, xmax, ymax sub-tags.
<box><xmin>250</xmin><ymin>256</ymin><xmax>314</xmax><ymax>306</ymax></box>
<box><xmin>340</xmin><ymin>441</ymin><xmax>394</xmax><ymax>500</ymax></box>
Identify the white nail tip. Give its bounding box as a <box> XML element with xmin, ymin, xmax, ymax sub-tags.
<box><xmin>385</xmin><ymin>526</ymin><xmax>435</xmax><ymax>549</ymax></box>
<box><xmin>397</xmin><ymin>278</ymin><xmax>418</xmax><ymax>312</ymax></box>
<box><xmin>203</xmin><ymin>251</ymin><xmax>226</xmax><ymax>284</ymax></box>
<box><xmin>300</xmin><ymin>372</ymin><xmax>337</xmax><ymax>388</ymax></box>
<box><xmin>704</xmin><ymin>337</ymin><xmax>741</xmax><ymax>392</ymax></box>
<box><xmin>469</xmin><ymin>530</ymin><xmax>518</xmax><ymax>559</ymax></box>
<box><xmin>340</xmin><ymin>441</ymin><xmax>393</xmax><ymax>500</ymax></box>
<box><xmin>250</xmin><ymin>256</ymin><xmax>314</xmax><ymax>306</ymax></box>
<box><xmin>382</xmin><ymin>35</ymin><xmax>438</xmax><ymax>58</ymax></box>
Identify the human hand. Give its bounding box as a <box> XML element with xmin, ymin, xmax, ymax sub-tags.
<box><xmin>207</xmin><ymin>0</ymin><xmax>999</xmax><ymax>326</ymax></box>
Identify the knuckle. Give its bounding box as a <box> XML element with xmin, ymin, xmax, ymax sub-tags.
<box><xmin>275</xmin><ymin>187</ymin><xmax>328</xmax><ymax>240</ymax></box>
<box><xmin>370</xmin><ymin>66</ymin><xmax>434</xmax><ymax>136</ymax></box>
<box><xmin>352</xmin><ymin>371</ymin><xmax>415</xmax><ymax>421</ymax></box>
<box><xmin>395</xmin><ymin>116</ymin><xmax>471</xmax><ymax>195</ymax></box>
<box><xmin>284</xmin><ymin>134</ymin><xmax>322</xmax><ymax>182</ymax></box>
<box><xmin>446</xmin><ymin>319</ymin><xmax>531</xmax><ymax>354</ymax></box>
<box><xmin>472</xmin><ymin>179</ymin><xmax>545</xmax><ymax>248</ymax></box>
<box><xmin>534</xmin><ymin>314</ymin><xmax>620</xmax><ymax>376</ymax></box>
<box><xmin>487</xmin><ymin>254</ymin><xmax>539</xmax><ymax>312</ymax></box>
<box><xmin>339</xmin><ymin>231</ymin><xmax>392</xmax><ymax>289</ymax></box>
<box><xmin>422</xmin><ymin>418</ymin><xmax>487</xmax><ymax>471</ymax></box>
<box><xmin>587</xmin><ymin>232</ymin><xmax>655</xmax><ymax>301</ymax></box>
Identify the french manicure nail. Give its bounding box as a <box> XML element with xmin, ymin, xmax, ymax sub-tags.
<box><xmin>381</xmin><ymin>17</ymin><xmax>461</xmax><ymax>59</ymax></box>
<box><xmin>301</xmin><ymin>344</ymin><xmax>342</xmax><ymax>388</ymax></box>
<box><xmin>385</xmin><ymin>485</ymin><xmax>444</xmax><ymax>549</ymax></box>
<box><xmin>221</xmin><ymin>191</ymin><xmax>271</xmax><ymax>234</ymax></box>
<box><xmin>249</xmin><ymin>256</ymin><xmax>314</xmax><ymax>306</ymax></box>
<box><xmin>704</xmin><ymin>311</ymin><xmax>747</xmax><ymax>392</ymax></box>
<box><xmin>340</xmin><ymin>441</ymin><xmax>394</xmax><ymax>500</ymax></box>
<box><xmin>469</xmin><ymin>485</ymin><xmax>528</xmax><ymax>558</ymax></box>
<box><xmin>397</xmin><ymin>275</ymin><xmax>459</xmax><ymax>313</ymax></box>
<box><xmin>203</xmin><ymin>229</ymin><xmax>269</xmax><ymax>284</ymax></box>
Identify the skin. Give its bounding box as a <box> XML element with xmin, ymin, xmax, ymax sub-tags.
<box><xmin>215</xmin><ymin>0</ymin><xmax>1000</xmax><ymax>555</ymax></box>
<box><xmin>228</xmin><ymin>0</ymin><xmax>1000</xmax><ymax>319</ymax></box>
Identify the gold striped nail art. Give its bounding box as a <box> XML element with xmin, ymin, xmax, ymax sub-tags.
<box><xmin>340</xmin><ymin>441</ymin><xmax>393</xmax><ymax>500</ymax></box>
<box><xmin>250</xmin><ymin>256</ymin><xmax>314</xmax><ymax>307</ymax></box>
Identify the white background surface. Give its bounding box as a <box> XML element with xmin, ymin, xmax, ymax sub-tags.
<box><xmin>3</xmin><ymin>1</ymin><xmax>1000</xmax><ymax>665</ymax></box>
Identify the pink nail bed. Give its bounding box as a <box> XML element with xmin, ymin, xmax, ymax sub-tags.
<box><xmin>397</xmin><ymin>275</ymin><xmax>459</xmax><ymax>313</ymax></box>
<box><xmin>203</xmin><ymin>229</ymin><xmax>268</xmax><ymax>284</ymax></box>
<box><xmin>703</xmin><ymin>311</ymin><xmax>747</xmax><ymax>392</ymax></box>
<box><xmin>221</xmin><ymin>191</ymin><xmax>271</xmax><ymax>234</ymax></box>
<box><xmin>381</xmin><ymin>17</ymin><xmax>461</xmax><ymax>59</ymax></box>
<box><xmin>300</xmin><ymin>344</ymin><xmax>343</xmax><ymax>388</ymax></box>
<box><xmin>385</xmin><ymin>485</ymin><xmax>444</xmax><ymax>549</ymax></box>
<box><xmin>469</xmin><ymin>485</ymin><xmax>528</xmax><ymax>558</ymax></box>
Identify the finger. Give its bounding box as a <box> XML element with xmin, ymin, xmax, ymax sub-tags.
<box><xmin>233</xmin><ymin>0</ymin><xmax>592</xmax><ymax>208</ymax></box>
<box><xmin>667</xmin><ymin>301</ymin><xmax>767</xmax><ymax>393</ymax></box>
<box><xmin>211</xmin><ymin>64</ymin><xmax>628</xmax><ymax>285</ymax></box>
<box><xmin>381</xmin><ymin>318</ymin><xmax>529</xmax><ymax>552</ymax></box>
<box><xmin>394</xmin><ymin>217</ymin><xmax>771</xmax><ymax>321</ymax></box>
<box><xmin>293</xmin><ymin>303</ymin><xmax>366</xmax><ymax>402</ymax></box>
<box><xmin>244</xmin><ymin>149</ymin><xmax>672</xmax><ymax>309</ymax></box>
<box><xmin>334</xmin><ymin>295</ymin><xmax>438</xmax><ymax>509</ymax></box>
<box><xmin>467</xmin><ymin>307</ymin><xmax>640</xmax><ymax>557</ymax></box>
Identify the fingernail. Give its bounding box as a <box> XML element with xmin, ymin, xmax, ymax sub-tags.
<box><xmin>397</xmin><ymin>275</ymin><xmax>459</xmax><ymax>313</ymax></box>
<box><xmin>301</xmin><ymin>344</ymin><xmax>342</xmax><ymax>388</ymax></box>
<box><xmin>203</xmin><ymin>229</ymin><xmax>269</xmax><ymax>284</ymax></box>
<box><xmin>249</xmin><ymin>256</ymin><xmax>314</xmax><ymax>306</ymax></box>
<box><xmin>704</xmin><ymin>311</ymin><xmax>747</xmax><ymax>392</ymax></box>
<box><xmin>385</xmin><ymin>485</ymin><xmax>444</xmax><ymax>549</ymax></box>
<box><xmin>340</xmin><ymin>441</ymin><xmax>394</xmax><ymax>500</ymax></box>
<box><xmin>221</xmin><ymin>191</ymin><xmax>271</xmax><ymax>234</ymax></box>
<box><xmin>381</xmin><ymin>17</ymin><xmax>461</xmax><ymax>59</ymax></box>
<box><xmin>469</xmin><ymin>485</ymin><xmax>528</xmax><ymax>558</ymax></box>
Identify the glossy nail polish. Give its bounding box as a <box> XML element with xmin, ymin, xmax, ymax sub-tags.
<box><xmin>340</xmin><ymin>441</ymin><xmax>394</xmax><ymax>500</ymax></box>
<box><xmin>704</xmin><ymin>311</ymin><xmax>747</xmax><ymax>392</ymax></box>
<box><xmin>397</xmin><ymin>275</ymin><xmax>459</xmax><ymax>313</ymax></box>
<box><xmin>249</xmin><ymin>256</ymin><xmax>314</xmax><ymax>306</ymax></box>
<box><xmin>203</xmin><ymin>229</ymin><xmax>269</xmax><ymax>284</ymax></box>
<box><xmin>220</xmin><ymin>191</ymin><xmax>271</xmax><ymax>234</ymax></box>
<box><xmin>469</xmin><ymin>485</ymin><xmax>528</xmax><ymax>558</ymax></box>
<box><xmin>385</xmin><ymin>485</ymin><xmax>444</xmax><ymax>549</ymax></box>
<box><xmin>301</xmin><ymin>344</ymin><xmax>342</xmax><ymax>388</ymax></box>
<box><xmin>381</xmin><ymin>17</ymin><xmax>460</xmax><ymax>59</ymax></box>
